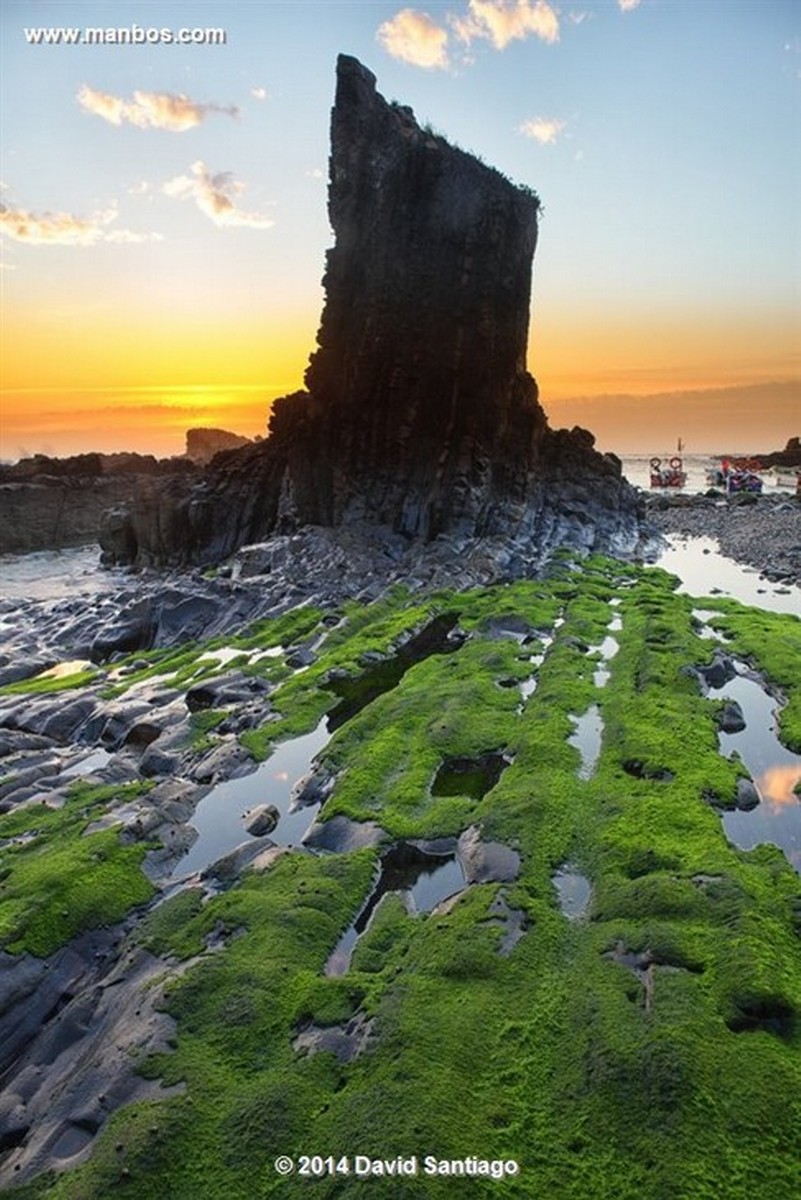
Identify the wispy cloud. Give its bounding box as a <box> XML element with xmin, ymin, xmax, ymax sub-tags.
<box><xmin>163</xmin><ymin>162</ymin><xmax>274</xmax><ymax>229</ymax></box>
<box><xmin>0</xmin><ymin>199</ymin><xmax>160</xmax><ymax>246</ymax></box>
<box><xmin>378</xmin><ymin>2</ymin><xmax>559</xmax><ymax>68</ymax></box>
<box><xmin>451</xmin><ymin>1</ymin><xmax>559</xmax><ymax>50</ymax></box>
<box><xmin>377</xmin><ymin>8</ymin><xmax>450</xmax><ymax>68</ymax></box>
<box><xmin>519</xmin><ymin>116</ymin><xmax>566</xmax><ymax>144</ymax></box>
<box><xmin>618</xmin><ymin>0</ymin><xmax>642</xmax><ymax>11</ymax></box>
<box><xmin>77</xmin><ymin>85</ymin><xmax>239</xmax><ymax>131</ymax></box>
<box><xmin>250</xmin><ymin>85</ymin><xmax>268</xmax><ymax>101</ymax></box>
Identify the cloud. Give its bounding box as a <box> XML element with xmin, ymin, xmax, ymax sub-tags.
<box><xmin>756</xmin><ymin>765</ymin><xmax>801</xmax><ymax>808</ymax></box>
<box><xmin>377</xmin><ymin>8</ymin><xmax>450</xmax><ymax>68</ymax></box>
<box><xmin>618</xmin><ymin>0</ymin><xmax>642</xmax><ymax>11</ymax></box>
<box><xmin>163</xmin><ymin>162</ymin><xmax>274</xmax><ymax>229</ymax></box>
<box><xmin>251</xmin><ymin>86</ymin><xmax>268</xmax><ymax>101</ymax></box>
<box><xmin>77</xmin><ymin>85</ymin><xmax>239</xmax><ymax>131</ymax></box>
<box><xmin>451</xmin><ymin>0</ymin><xmax>559</xmax><ymax>50</ymax></box>
<box><xmin>519</xmin><ymin>116</ymin><xmax>566</xmax><ymax>144</ymax></box>
<box><xmin>0</xmin><ymin>199</ymin><xmax>160</xmax><ymax>246</ymax></box>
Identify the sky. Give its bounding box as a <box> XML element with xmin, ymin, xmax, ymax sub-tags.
<box><xmin>1</xmin><ymin>0</ymin><xmax>799</xmax><ymax>460</ymax></box>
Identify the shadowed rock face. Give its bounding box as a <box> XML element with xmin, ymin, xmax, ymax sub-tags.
<box><xmin>100</xmin><ymin>54</ymin><xmax>642</xmax><ymax>568</ymax></box>
<box><xmin>0</xmin><ymin>454</ymin><xmax>196</xmax><ymax>556</ymax></box>
<box><xmin>185</xmin><ymin>428</ymin><xmax>253</xmax><ymax>464</ymax></box>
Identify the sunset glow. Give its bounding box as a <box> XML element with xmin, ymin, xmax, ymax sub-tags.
<box><xmin>1</xmin><ymin>0</ymin><xmax>798</xmax><ymax>460</ymax></box>
<box><xmin>756</xmin><ymin>765</ymin><xmax>801</xmax><ymax>810</ymax></box>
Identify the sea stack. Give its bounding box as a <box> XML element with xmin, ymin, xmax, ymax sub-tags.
<box><xmin>100</xmin><ymin>55</ymin><xmax>642</xmax><ymax>567</ymax></box>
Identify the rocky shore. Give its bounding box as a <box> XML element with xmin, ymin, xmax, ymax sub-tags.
<box><xmin>645</xmin><ymin>490</ymin><xmax>801</xmax><ymax>590</ymax></box>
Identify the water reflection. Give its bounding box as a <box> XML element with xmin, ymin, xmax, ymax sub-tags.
<box><xmin>656</xmin><ymin>536</ymin><xmax>799</xmax><ymax>616</ymax></box>
<box><xmin>568</xmin><ymin>704</ymin><xmax>603</xmax><ymax>780</ymax></box>
<box><xmin>170</xmin><ymin>717</ymin><xmax>331</xmax><ymax>880</ymax></box>
<box><xmin>326</xmin><ymin>845</ymin><xmax>466</xmax><ymax>976</ymax></box>
<box><xmin>707</xmin><ymin>662</ymin><xmax>801</xmax><ymax>874</ymax></box>
<box><xmin>518</xmin><ymin>615</ymin><xmax>564</xmax><ymax>706</ymax></box>
<box><xmin>552</xmin><ymin>864</ymin><xmax>592</xmax><ymax>920</ymax></box>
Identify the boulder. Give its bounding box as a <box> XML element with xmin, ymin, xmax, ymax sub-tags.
<box><xmin>718</xmin><ymin>701</ymin><xmax>746</xmax><ymax>734</ymax></box>
<box><xmin>244</xmin><ymin>804</ymin><xmax>280</xmax><ymax>837</ymax></box>
<box><xmin>735</xmin><ymin>778</ymin><xmax>760</xmax><ymax>811</ymax></box>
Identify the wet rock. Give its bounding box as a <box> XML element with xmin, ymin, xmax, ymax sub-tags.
<box><xmin>0</xmin><ymin>934</ymin><xmax>185</xmax><ymax>1189</ymax></box>
<box><xmin>0</xmin><ymin>762</ymin><xmax>60</xmax><ymax>801</ymax></box>
<box><xmin>154</xmin><ymin>592</ymin><xmax>229</xmax><ymax>644</ymax></box>
<box><xmin>735</xmin><ymin>778</ymin><xmax>760</xmax><ymax>811</ymax></box>
<box><xmin>291</xmin><ymin>765</ymin><xmax>335</xmax><ymax>809</ymax></box>
<box><xmin>485</xmin><ymin>888</ymin><xmax>528</xmax><ymax>955</ymax></box>
<box><xmin>202</xmin><ymin>836</ymin><xmax>277</xmax><ymax>882</ymax></box>
<box><xmin>457</xmin><ymin>825</ymin><xmax>520</xmax><ymax>884</ymax></box>
<box><xmin>249</xmin><ymin>845</ymin><xmax>291</xmax><ymax>872</ymax></box>
<box><xmin>286</xmin><ymin>645</ymin><xmax>317</xmax><ymax>669</ymax></box>
<box><xmin>90</xmin><ymin>603</ymin><xmax>155</xmax><ymax>663</ymax></box>
<box><xmin>100</xmin><ymin>702</ymin><xmax>155</xmax><ymax>749</ymax></box>
<box><xmin>138</xmin><ymin>747</ymin><xmax>180</xmax><ymax>778</ymax></box>
<box><xmin>0</xmin><ymin>658</ymin><xmax>57</xmax><ymax>687</ymax></box>
<box><xmin>699</xmin><ymin>652</ymin><xmax>737</xmax><ymax>691</ymax></box>
<box><xmin>717</xmin><ymin>700</ymin><xmax>746</xmax><ymax>734</ymax></box>
<box><xmin>293</xmin><ymin>1012</ymin><xmax>376</xmax><ymax>1062</ymax></box>
<box><xmin>190</xmin><ymin>740</ymin><xmax>253</xmax><ymax>784</ymax></box>
<box><xmin>0</xmin><ymin>731</ymin><xmax>57</xmax><ymax>758</ymax></box>
<box><xmin>185</xmin><ymin>672</ymin><xmax>270</xmax><ymax>713</ymax></box>
<box><xmin>143</xmin><ymin>779</ymin><xmax>198</xmax><ymax>824</ymax></box>
<box><xmin>303</xmin><ymin>814</ymin><xmax>388</xmax><ymax>853</ymax></box>
<box><xmin>13</xmin><ymin>696</ymin><xmax>100</xmax><ymax>744</ymax></box>
<box><xmin>244</xmin><ymin>804</ymin><xmax>280</xmax><ymax>837</ymax></box>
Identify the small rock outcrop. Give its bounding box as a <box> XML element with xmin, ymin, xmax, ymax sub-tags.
<box><xmin>185</xmin><ymin>428</ymin><xmax>253</xmax><ymax>464</ymax></box>
<box><xmin>0</xmin><ymin>453</ymin><xmax>196</xmax><ymax>555</ymax></box>
<box><xmin>100</xmin><ymin>55</ymin><xmax>642</xmax><ymax>568</ymax></box>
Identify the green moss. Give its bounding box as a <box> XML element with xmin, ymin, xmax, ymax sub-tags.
<box><xmin>0</xmin><ymin>780</ymin><xmax>154</xmax><ymax>956</ymax></box>
<box><xmin>0</xmin><ymin>667</ymin><xmax>99</xmax><ymax>696</ymax></box>
<box><xmin>133</xmin><ymin>887</ymin><xmax>207</xmax><ymax>959</ymax></box>
<box><xmin>701</xmin><ymin>601</ymin><xmax>801</xmax><ymax>751</ymax></box>
<box><xmin>10</xmin><ymin>565</ymin><xmax>801</xmax><ymax>1199</ymax></box>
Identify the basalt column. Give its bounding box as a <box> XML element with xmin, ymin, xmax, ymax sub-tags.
<box><xmin>294</xmin><ymin>54</ymin><xmax>548</xmax><ymax>538</ymax></box>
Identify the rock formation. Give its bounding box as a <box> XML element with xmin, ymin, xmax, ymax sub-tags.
<box><xmin>185</xmin><ymin>428</ymin><xmax>253</xmax><ymax>464</ymax></box>
<box><xmin>0</xmin><ymin>453</ymin><xmax>196</xmax><ymax>555</ymax></box>
<box><xmin>100</xmin><ymin>55</ymin><xmax>642</xmax><ymax>568</ymax></box>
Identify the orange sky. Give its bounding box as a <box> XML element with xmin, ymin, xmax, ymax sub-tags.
<box><xmin>1</xmin><ymin>1</ymin><xmax>798</xmax><ymax>462</ymax></box>
<box><xmin>2</xmin><ymin>292</ymin><xmax>799</xmax><ymax>459</ymax></box>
